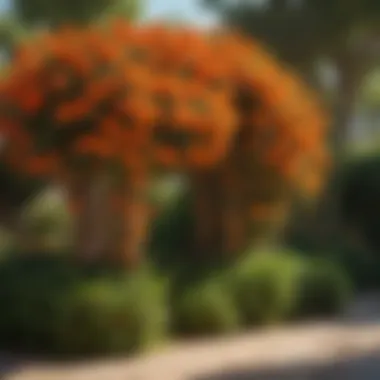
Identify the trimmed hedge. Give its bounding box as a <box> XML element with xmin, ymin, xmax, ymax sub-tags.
<box><xmin>172</xmin><ymin>276</ymin><xmax>240</xmax><ymax>336</ymax></box>
<box><xmin>0</xmin><ymin>257</ymin><xmax>168</xmax><ymax>356</ymax></box>
<box><xmin>293</xmin><ymin>258</ymin><xmax>352</xmax><ymax>319</ymax></box>
<box><xmin>0</xmin><ymin>251</ymin><xmax>352</xmax><ymax>355</ymax></box>
<box><xmin>229</xmin><ymin>252</ymin><xmax>304</xmax><ymax>326</ymax></box>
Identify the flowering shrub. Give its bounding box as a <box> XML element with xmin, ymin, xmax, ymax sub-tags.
<box><xmin>0</xmin><ymin>21</ymin><xmax>330</xmax><ymax>264</ymax></box>
<box><xmin>192</xmin><ymin>36</ymin><xmax>330</xmax><ymax>255</ymax></box>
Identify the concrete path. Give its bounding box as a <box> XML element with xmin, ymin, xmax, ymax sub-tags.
<box><xmin>2</xmin><ymin>294</ymin><xmax>380</xmax><ymax>380</ymax></box>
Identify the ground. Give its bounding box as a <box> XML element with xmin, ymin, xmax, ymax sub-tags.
<box><xmin>2</xmin><ymin>294</ymin><xmax>380</xmax><ymax>380</ymax></box>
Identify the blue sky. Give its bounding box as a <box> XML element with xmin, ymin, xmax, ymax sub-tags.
<box><xmin>144</xmin><ymin>0</ymin><xmax>217</xmax><ymax>26</ymax></box>
<box><xmin>0</xmin><ymin>0</ymin><xmax>218</xmax><ymax>26</ymax></box>
<box><xmin>0</xmin><ymin>0</ymin><xmax>9</xmax><ymax>12</ymax></box>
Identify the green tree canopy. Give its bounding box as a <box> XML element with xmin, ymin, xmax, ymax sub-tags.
<box><xmin>361</xmin><ymin>68</ymin><xmax>380</xmax><ymax>109</ymax></box>
<box><xmin>12</xmin><ymin>0</ymin><xmax>142</xmax><ymax>28</ymax></box>
<box><xmin>0</xmin><ymin>15</ymin><xmax>27</xmax><ymax>53</ymax></box>
<box><xmin>204</xmin><ymin>0</ymin><xmax>380</xmax><ymax>61</ymax></box>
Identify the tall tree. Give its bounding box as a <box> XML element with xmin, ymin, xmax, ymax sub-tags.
<box><xmin>204</xmin><ymin>0</ymin><xmax>380</xmax><ymax>249</ymax></box>
<box><xmin>0</xmin><ymin>0</ymin><xmax>142</xmax><ymax>239</ymax></box>
<box><xmin>1</xmin><ymin>23</ymin><xmax>328</xmax><ymax>265</ymax></box>
<box><xmin>204</xmin><ymin>0</ymin><xmax>380</xmax><ymax>149</ymax></box>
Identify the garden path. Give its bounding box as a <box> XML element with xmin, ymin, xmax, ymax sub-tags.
<box><xmin>2</xmin><ymin>293</ymin><xmax>380</xmax><ymax>380</ymax></box>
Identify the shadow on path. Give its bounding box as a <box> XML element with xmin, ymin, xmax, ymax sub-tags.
<box><xmin>191</xmin><ymin>349</ymin><xmax>380</xmax><ymax>380</ymax></box>
<box><xmin>0</xmin><ymin>353</ymin><xmax>24</xmax><ymax>379</ymax></box>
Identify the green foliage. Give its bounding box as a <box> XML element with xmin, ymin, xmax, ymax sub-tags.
<box><xmin>288</xmin><ymin>152</ymin><xmax>380</xmax><ymax>293</ymax></box>
<box><xmin>149</xmin><ymin>190</ymin><xmax>194</xmax><ymax>271</ymax></box>
<box><xmin>229</xmin><ymin>252</ymin><xmax>304</xmax><ymax>326</ymax></box>
<box><xmin>172</xmin><ymin>277</ymin><xmax>240</xmax><ymax>336</ymax></box>
<box><xmin>0</xmin><ymin>16</ymin><xmax>27</xmax><ymax>53</ymax></box>
<box><xmin>361</xmin><ymin>69</ymin><xmax>380</xmax><ymax>109</ymax></box>
<box><xmin>0</xmin><ymin>256</ymin><xmax>79</xmax><ymax>352</ymax></box>
<box><xmin>20</xmin><ymin>187</ymin><xmax>73</xmax><ymax>254</ymax></box>
<box><xmin>293</xmin><ymin>259</ymin><xmax>352</xmax><ymax>319</ymax></box>
<box><xmin>329</xmin><ymin>241</ymin><xmax>380</xmax><ymax>292</ymax></box>
<box><xmin>13</xmin><ymin>0</ymin><xmax>142</xmax><ymax>27</ymax></box>
<box><xmin>0</xmin><ymin>257</ymin><xmax>168</xmax><ymax>356</ymax></box>
<box><xmin>56</xmin><ymin>271</ymin><xmax>168</xmax><ymax>355</ymax></box>
<box><xmin>0</xmin><ymin>250</ymin><xmax>354</xmax><ymax>354</ymax></box>
<box><xmin>204</xmin><ymin>0</ymin><xmax>380</xmax><ymax>64</ymax></box>
<box><xmin>0</xmin><ymin>228</ymin><xmax>15</xmax><ymax>259</ymax></box>
<box><xmin>339</xmin><ymin>153</ymin><xmax>380</xmax><ymax>252</ymax></box>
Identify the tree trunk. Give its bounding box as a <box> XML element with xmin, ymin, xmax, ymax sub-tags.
<box><xmin>192</xmin><ymin>171</ymin><xmax>223</xmax><ymax>257</ymax></box>
<box><xmin>192</xmin><ymin>166</ymin><xmax>250</xmax><ymax>259</ymax></box>
<box><xmin>112</xmin><ymin>173</ymin><xmax>150</xmax><ymax>268</ymax></box>
<box><xmin>67</xmin><ymin>167</ymin><xmax>113</xmax><ymax>263</ymax></box>
<box><xmin>219</xmin><ymin>168</ymin><xmax>248</xmax><ymax>256</ymax></box>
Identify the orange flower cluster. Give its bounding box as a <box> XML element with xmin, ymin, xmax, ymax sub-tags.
<box><xmin>0</xmin><ymin>21</ymin><xmax>328</xmax><ymax>183</ymax></box>
<box><xmin>190</xmin><ymin>34</ymin><xmax>331</xmax><ymax>254</ymax></box>
<box><xmin>0</xmin><ymin>25</ymin><xmax>156</xmax><ymax>177</ymax></box>
<box><xmin>0</xmin><ymin>21</ymin><xmax>330</xmax><ymax>261</ymax></box>
<box><xmin>0</xmin><ymin>22</ymin><xmax>242</xmax><ymax>178</ymax></box>
<box><xmin>220</xmin><ymin>36</ymin><xmax>330</xmax><ymax>241</ymax></box>
<box><xmin>229</xmin><ymin>37</ymin><xmax>330</xmax><ymax>200</ymax></box>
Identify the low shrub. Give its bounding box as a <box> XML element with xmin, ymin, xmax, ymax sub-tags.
<box><xmin>339</xmin><ymin>153</ymin><xmax>380</xmax><ymax>253</ymax></box>
<box><xmin>0</xmin><ymin>257</ymin><xmax>168</xmax><ymax>356</ymax></box>
<box><xmin>172</xmin><ymin>276</ymin><xmax>240</xmax><ymax>336</ymax></box>
<box><xmin>0</xmin><ymin>256</ymin><xmax>79</xmax><ymax>351</ymax></box>
<box><xmin>293</xmin><ymin>258</ymin><xmax>352</xmax><ymax>319</ymax></box>
<box><xmin>55</xmin><ymin>270</ymin><xmax>168</xmax><ymax>355</ymax></box>
<box><xmin>149</xmin><ymin>190</ymin><xmax>194</xmax><ymax>271</ymax></box>
<box><xmin>229</xmin><ymin>252</ymin><xmax>304</xmax><ymax>326</ymax></box>
<box><xmin>0</xmin><ymin>251</ymin><xmax>353</xmax><ymax>354</ymax></box>
<box><xmin>330</xmin><ymin>241</ymin><xmax>380</xmax><ymax>291</ymax></box>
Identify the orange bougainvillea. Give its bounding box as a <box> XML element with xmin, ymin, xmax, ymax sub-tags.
<box><xmin>190</xmin><ymin>33</ymin><xmax>330</xmax><ymax>255</ymax></box>
<box><xmin>0</xmin><ymin>20</ymin><xmax>330</xmax><ymax>264</ymax></box>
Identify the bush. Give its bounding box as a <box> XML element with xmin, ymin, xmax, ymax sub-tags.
<box><xmin>329</xmin><ymin>241</ymin><xmax>380</xmax><ymax>291</ymax></box>
<box><xmin>172</xmin><ymin>276</ymin><xmax>240</xmax><ymax>336</ymax></box>
<box><xmin>56</xmin><ymin>270</ymin><xmax>168</xmax><ymax>355</ymax></box>
<box><xmin>0</xmin><ymin>256</ymin><xmax>79</xmax><ymax>351</ymax></box>
<box><xmin>0</xmin><ymin>257</ymin><xmax>168</xmax><ymax>356</ymax></box>
<box><xmin>20</xmin><ymin>187</ymin><xmax>73</xmax><ymax>254</ymax></box>
<box><xmin>293</xmin><ymin>259</ymin><xmax>352</xmax><ymax>319</ymax></box>
<box><xmin>149</xmin><ymin>190</ymin><xmax>194</xmax><ymax>271</ymax></box>
<box><xmin>229</xmin><ymin>252</ymin><xmax>304</xmax><ymax>326</ymax></box>
<box><xmin>0</xmin><ymin>228</ymin><xmax>15</xmax><ymax>260</ymax></box>
<box><xmin>339</xmin><ymin>153</ymin><xmax>380</xmax><ymax>253</ymax></box>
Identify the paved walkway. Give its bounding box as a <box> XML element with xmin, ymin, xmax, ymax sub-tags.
<box><xmin>2</xmin><ymin>294</ymin><xmax>380</xmax><ymax>380</ymax></box>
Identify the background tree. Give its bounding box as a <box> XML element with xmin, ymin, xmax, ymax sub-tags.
<box><xmin>12</xmin><ymin>0</ymin><xmax>142</xmax><ymax>29</ymax></box>
<box><xmin>192</xmin><ymin>35</ymin><xmax>329</xmax><ymax>257</ymax></box>
<box><xmin>203</xmin><ymin>0</ymin><xmax>380</xmax><ymax>251</ymax></box>
<box><xmin>203</xmin><ymin>0</ymin><xmax>380</xmax><ymax>150</ymax></box>
<box><xmin>1</xmin><ymin>22</ymin><xmax>328</xmax><ymax>265</ymax></box>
